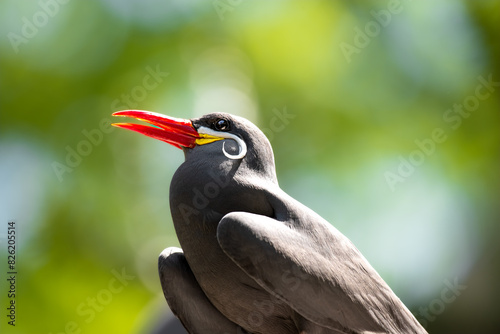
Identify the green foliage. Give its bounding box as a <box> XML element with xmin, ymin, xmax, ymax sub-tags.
<box><xmin>0</xmin><ymin>1</ymin><xmax>499</xmax><ymax>333</ymax></box>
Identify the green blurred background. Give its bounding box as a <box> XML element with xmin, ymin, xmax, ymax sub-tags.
<box><xmin>1</xmin><ymin>0</ymin><xmax>499</xmax><ymax>333</ymax></box>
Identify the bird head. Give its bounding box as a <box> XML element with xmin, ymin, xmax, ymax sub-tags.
<box><xmin>112</xmin><ymin>110</ymin><xmax>276</xmax><ymax>180</ymax></box>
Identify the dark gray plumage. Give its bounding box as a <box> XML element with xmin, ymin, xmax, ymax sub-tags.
<box><xmin>112</xmin><ymin>110</ymin><xmax>427</xmax><ymax>334</ymax></box>
<box><xmin>155</xmin><ymin>113</ymin><xmax>427</xmax><ymax>334</ymax></box>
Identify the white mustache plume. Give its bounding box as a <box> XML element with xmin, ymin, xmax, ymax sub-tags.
<box><xmin>197</xmin><ymin>126</ymin><xmax>247</xmax><ymax>160</ymax></box>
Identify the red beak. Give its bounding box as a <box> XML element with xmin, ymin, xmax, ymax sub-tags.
<box><xmin>111</xmin><ymin>110</ymin><xmax>199</xmax><ymax>149</ymax></box>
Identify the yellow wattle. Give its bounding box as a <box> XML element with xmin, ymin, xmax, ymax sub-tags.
<box><xmin>195</xmin><ymin>133</ymin><xmax>224</xmax><ymax>146</ymax></box>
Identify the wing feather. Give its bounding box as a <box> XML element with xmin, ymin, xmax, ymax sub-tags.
<box><xmin>217</xmin><ymin>212</ymin><xmax>425</xmax><ymax>334</ymax></box>
<box><xmin>158</xmin><ymin>247</ymin><xmax>249</xmax><ymax>334</ymax></box>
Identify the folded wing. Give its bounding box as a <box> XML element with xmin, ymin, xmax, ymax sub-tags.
<box><xmin>217</xmin><ymin>212</ymin><xmax>426</xmax><ymax>334</ymax></box>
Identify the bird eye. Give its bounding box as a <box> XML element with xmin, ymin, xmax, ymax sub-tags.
<box><xmin>214</xmin><ymin>118</ymin><xmax>230</xmax><ymax>131</ymax></box>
